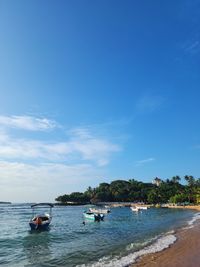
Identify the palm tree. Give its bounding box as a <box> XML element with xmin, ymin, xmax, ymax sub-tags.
<box><xmin>184</xmin><ymin>175</ymin><xmax>196</xmax><ymax>203</ymax></box>
<box><xmin>184</xmin><ymin>175</ymin><xmax>195</xmax><ymax>187</ymax></box>
<box><xmin>85</xmin><ymin>186</ymin><xmax>96</xmax><ymax>199</ymax></box>
<box><xmin>171</xmin><ymin>175</ymin><xmax>181</xmax><ymax>184</ymax></box>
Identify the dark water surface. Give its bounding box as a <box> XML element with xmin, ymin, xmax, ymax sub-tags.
<box><xmin>0</xmin><ymin>204</ymin><xmax>197</xmax><ymax>267</ymax></box>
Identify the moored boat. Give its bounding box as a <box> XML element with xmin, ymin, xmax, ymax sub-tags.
<box><xmin>130</xmin><ymin>205</ymin><xmax>148</xmax><ymax>211</ymax></box>
<box><xmin>83</xmin><ymin>211</ymin><xmax>104</xmax><ymax>221</ymax></box>
<box><xmin>130</xmin><ymin>206</ymin><xmax>139</xmax><ymax>212</ymax></box>
<box><xmin>137</xmin><ymin>206</ymin><xmax>148</xmax><ymax>210</ymax></box>
<box><xmin>29</xmin><ymin>203</ymin><xmax>54</xmax><ymax>230</ymax></box>
<box><xmin>89</xmin><ymin>207</ymin><xmax>110</xmax><ymax>214</ymax></box>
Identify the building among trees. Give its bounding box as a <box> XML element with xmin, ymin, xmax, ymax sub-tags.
<box><xmin>152</xmin><ymin>177</ymin><xmax>162</xmax><ymax>186</ymax></box>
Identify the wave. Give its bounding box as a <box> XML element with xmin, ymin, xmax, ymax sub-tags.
<box><xmin>77</xmin><ymin>233</ymin><xmax>176</xmax><ymax>267</ymax></box>
<box><xmin>182</xmin><ymin>212</ymin><xmax>200</xmax><ymax>229</ymax></box>
<box><xmin>188</xmin><ymin>212</ymin><xmax>200</xmax><ymax>225</ymax></box>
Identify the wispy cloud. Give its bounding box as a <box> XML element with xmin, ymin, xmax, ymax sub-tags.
<box><xmin>136</xmin><ymin>94</ymin><xmax>165</xmax><ymax>113</ymax></box>
<box><xmin>0</xmin><ymin>122</ymin><xmax>121</xmax><ymax>166</ymax></box>
<box><xmin>0</xmin><ymin>115</ymin><xmax>57</xmax><ymax>131</ymax></box>
<box><xmin>68</xmin><ymin>127</ymin><xmax>121</xmax><ymax>166</ymax></box>
<box><xmin>135</xmin><ymin>157</ymin><xmax>155</xmax><ymax>167</ymax></box>
<box><xmin>182</xmin><ymin>40</ymin><xmax>200</xmax><ymax>55</ymax></box>
<box><xmin>0</xmin><ymin>115</ymin><xmax>122</xmax><ymax>201</ymax></box>
<box><xmin>185</xmin><ymin>41</ymin><xmax>199</xmax><ymax>52</ymax></box>
<box><xmin>0</xmin><ymin>161</ymin><xmax>104</xmax><ymax>202</ymax></box>
<box><xmin>192</xmin><ymin>144</ymin><xmax>200</xmax><ymax>150</ymax></box>
<box><xmin>0</xmin><ymin>136</ymin><xmax>71</xmax><ymax>161</ymax></box>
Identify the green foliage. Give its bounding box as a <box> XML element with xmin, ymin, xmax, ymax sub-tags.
<box><xmin>169</xmin><ymin>193</ymin><xmax>189</xmax><ymax>204</ymax></box>
<box><xmin>55</xmin><ymin>192</ymin><xmax>90</xmax><ymax>203</ymax></box>
<box><xmin>55</xmin><ymin>175</ymin><xmax>200</xmax><ymax>205</ymax></box>
<box><xmin>147</xmin><ymin>189</ymin><xmax>161</xmax><ymax>204</ymax></box>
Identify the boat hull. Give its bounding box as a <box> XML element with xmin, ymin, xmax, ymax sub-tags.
<box><xmin>130</xmin><ymin>206</ymin><xmax>139</xmax><ymax>211</ymax></box>
<box><xmin>130</xmin><ymin>206</ymin><xmax>148</xmax><ymax>211</ymax></box>
<box><xmin>83</xmin><ymin>212</ymin><xmax>104</xmax><ymax>221</ymax></box>
<box><xmin>29</xmin><ymin>221</ymin><xmax>50</xmax><ymax>230</ymax></box>
<box><xmin>138</xmin><ymin>206</ymin><xmax>148</xmax><ymax>210</ymax></box>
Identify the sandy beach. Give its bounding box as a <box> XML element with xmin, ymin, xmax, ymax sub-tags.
<box><xmin>131</xmin><ymin>206</ymin><xmax>200</xmax><ymax>267</ymax></box>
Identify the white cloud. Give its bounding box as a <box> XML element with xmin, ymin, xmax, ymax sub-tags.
<box><xmin>135</xmin><ymin>158</ymin><xmax>155</xmax><ymax>166</ymax></box>
<box><xmin>0</xmin><ymin>137</ymin><xmax>71</xmax><ymax>161</ymax></box>
<box><xmin>69</xmin><ymin>127</ymin><xmax>121</xmax><ymax>166</ymax></box>
<box><xmin>0</xmin><ymin>116</ymin><xmax>122</xmax><ymax>202</ymax></box>
<box><xmin>0</xmin><ymin>125</ymin><xmax>121</xmax><ymax>166</ymax></box>
<box><xmin>0</xmin><ymin>161</ymin><xmax>103</xmax><ymax>202</ymax></box>
<box><xmin>0</xmin><ymin>115</ymin><xmax>57</xmax><ymax>131</ymax></box>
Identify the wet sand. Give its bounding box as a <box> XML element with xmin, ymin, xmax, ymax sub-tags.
<box><xmin>131</xmin><ymin>217</ymin><xmax>200</xmax><ymax>267</ymax></box>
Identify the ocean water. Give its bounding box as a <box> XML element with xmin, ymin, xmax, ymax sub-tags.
<box><xmin>0</xmin><ymin>204</ymin><xmax>198</xmax><ymax>267</ymax></box>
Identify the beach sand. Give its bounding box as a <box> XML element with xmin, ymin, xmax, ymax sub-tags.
<box><xmin>131</xmin><ymin>208</ymin><xmax>200</xmax><ymax>267</ymax></box>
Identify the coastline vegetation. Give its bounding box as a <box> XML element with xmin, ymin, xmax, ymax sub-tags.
<box><xmin>55</xmin><ymin>175</ymin><xmax>200</xmax><ymax>205</ymax></box>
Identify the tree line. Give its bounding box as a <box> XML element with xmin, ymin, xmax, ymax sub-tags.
<box><xmin>55</xmin><ymin>175</ymin><xmax>200</xmax><ymax>205</ymax></box>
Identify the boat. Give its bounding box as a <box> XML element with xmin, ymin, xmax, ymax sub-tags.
<box><xmin>83</xmin><ymin>211</ymin><xmax>104</xmax><ymax>221</ymax></box>
<box><xmin>130</xmin><ymin>206</ymin><xmax>139</xmax><ymax>212</ymax></box>
<box><xmin>29</xmin><ymin>203</ymin><xmax>54</xmax><ymax>230</ymax></box>
<box><xmin>137</xmin><ymin>206</ymin><xmax>148</xmax><ymax>210</ymax></box>
<box><xmin>130</xmin><ymin>205</ymin><xmax>148</xmax><ymax>211</ymax></box>
<box><xmin>89</xmin><ymin>207</ymin><xmax>110</xmax><ymax>214</ymax></box>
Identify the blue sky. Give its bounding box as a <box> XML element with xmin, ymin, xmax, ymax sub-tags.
<box><xmin>0</xmin><ymin>0</ymin><xmax>200</xmax><ymax>202</ymax></box>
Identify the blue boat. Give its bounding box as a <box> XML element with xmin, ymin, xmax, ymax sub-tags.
<box><xmin>29</xmin><ymin>203</ymin><xmax>54</xmax><ymax>230</ymax></box>
<box><xmin>83</xmin><ymin>211</ymin><xmax>104</xmax><ymax>221</ymax></box>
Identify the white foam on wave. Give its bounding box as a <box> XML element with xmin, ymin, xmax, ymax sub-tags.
<box><xmin>188</xmin><ymin>212</ymin><xmax>200</xmax><ymax>226</ymax></box>
<box><xmin>126</xmin><ymin>239</ymin><xmax>153</xmax><ymax>251</ymax></box>
<box><xmin>183</xmin><ymin>212</ymin><xmax>200</xmax><ymax>229</ymax></box>
<box><xmin>125</xmin><ymin>231</ymin><xmax>175</xmax><ymax>252</ymax></box>
<box><xmin>77</xmin><ymin>233</ymin><xmax>176</xmax><ymax>267</ymax></box>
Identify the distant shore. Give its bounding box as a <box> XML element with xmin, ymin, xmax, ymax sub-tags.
<box><xmin>104</xmin><ymin>203</ymin><xmax>200</xmax><ymax>211</ymax></box>
<box><xmin>131</xmin><ymin>206</ymin><xmax>200</xmax><ymax>267</ymax></box>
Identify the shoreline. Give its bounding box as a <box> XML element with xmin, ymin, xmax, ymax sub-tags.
<box><xmin>130</xmin><ymin>209</ymin><xmax>200</xmax><ymax>267</ymax></box>
<box><xmin>166</xmin><ymin>204</ymin><xmax>200</xmax><ymax>211</ymax></box>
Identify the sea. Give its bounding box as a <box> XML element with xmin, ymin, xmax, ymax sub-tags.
<box><xmin>0</xmin><ymin>203</ymin><xmax>199</xmax><ymax>267</ymax></box>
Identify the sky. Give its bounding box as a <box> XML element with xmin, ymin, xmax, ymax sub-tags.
<box><xmin>0</xmin><ymin>0</ymin><xmax>200</xmax><ymax>202</ymax></box>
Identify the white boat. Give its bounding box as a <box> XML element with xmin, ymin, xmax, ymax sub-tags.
<box><xmin>130</xmin><ymin>206</ymin><xmax>139</xmax><ymax>212</ymax></box>
<box><xmin>29</xmin><ymin>203</ymin><xmax>54</xmax><ymax>230</ymax></box>
<box><xmin>131</xmin><ymin>205</ymin><xmax>148</xmax><ymax>212</ymax></box>
<box><xmin>89</xmin><ymin>207</ymin><xmax>110</xmax><ymax>214</ymax></box>
<box><xmin>137</xmin><ymin>206</ymin><xmax>148</xmax><ymax>210</ymax></box>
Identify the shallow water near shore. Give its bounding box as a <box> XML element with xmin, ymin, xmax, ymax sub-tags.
<box><xmin>0</xmin><ymin>203</ymin><xmax>197</xmax><ymax>267</ymax></box>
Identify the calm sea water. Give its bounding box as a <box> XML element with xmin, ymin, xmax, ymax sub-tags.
<box><xmin>0</xmin><ymin>203</ymin><xmax>198</xmax><ymax>267</ymax></box>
